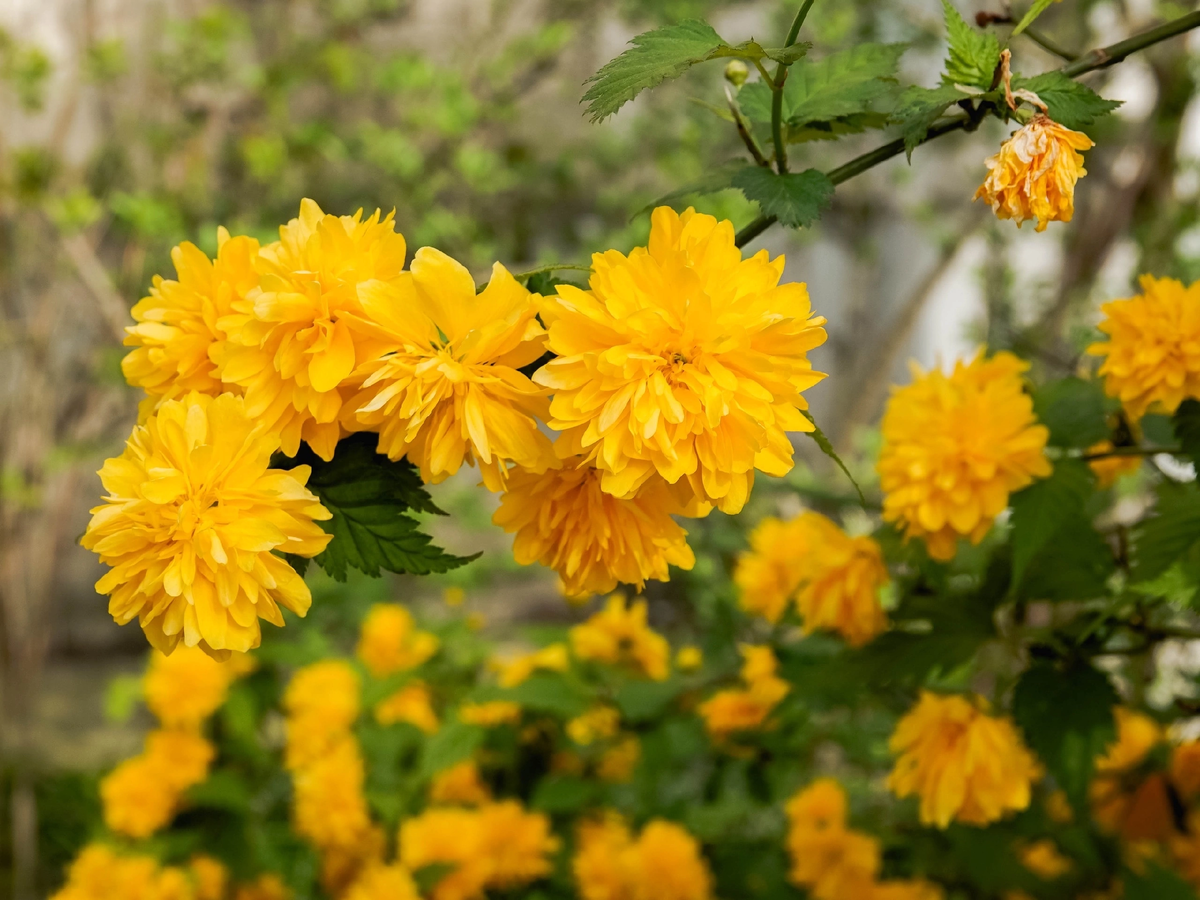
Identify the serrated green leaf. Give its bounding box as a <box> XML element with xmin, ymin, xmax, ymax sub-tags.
<box><xmin>893</xmin><ymin>84</ymin><xmax>965</xmax><ymax>158</ymax></box>
<box><xmin>283</xmin><ymin>433</ymin><xmax>477</xmax><ymax>581</ymax></box>
<box><xmin>1173</xmin><ymin>399</ymin><xmax>1200</xmax><ymax>470</ymax></box>
<box><xmin>788</xmin><ymin>112</ymin><xmax>891</xmax><ymax>143</ymax></box>
<box><xmin>737</xmin><ymin>81</ymin><xmax>773</xmax><ymax>123</ymax></box>
<box><xmin>732</xmin><ymin>166</ymin><xmax>833</xmax><ymax>228</ymax></box>
<box><xmin>1012</xmin><ymin>661</ymin><xmax>1117</xmax><ymax>807</ymax></box>
<box><xmin>1032</xmin><ymin>377</ymin><xmax>1110</xmax><ymax>448</ymax></box>
<box><xmin>1011</xmin><ymin>0</ymin><xmax>1060</xmax><ymax>39</ymax></box>
<box><xmin>784</xmin><ymin>43</ymin><xmax>905</xmax><ymax>127</ymax></box>
<box><xmin>1009</xmin><ymin>459</ymin><xmax>1092</xmax><ymax>586</ymax></box>
<box><xmin>1014</xmin><ymin>72</ymin><xmax>1121</xmax><ymax>130</ymax></box>
<box><xmin>637</xmin><ymin>162</ymin><xmax>749</xmax><ymax>216</ymax></box>
<box><xmin>419</xmin><ymin>722</ymin><xmax>483</xmax><ymax>778</ymax></box>
<box><xmin>1133</xmin><ymin>481</ymin><xmax>1200</xmax><ymax>582</ymax></box>
<box><xmin>942</xmin><ymin>0</ymin><xmax>1001</xmax><ymax>89</ymax></box>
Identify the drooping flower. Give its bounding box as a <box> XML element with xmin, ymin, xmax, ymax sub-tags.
<box><xmin>83</xmin><ymin>392</ymin><xmax>331</xmax><ymax>657</ymax></box>
<box><xmin>143</xmin><ymin>646</ymin><xmax>252</xmax><ymax>730</ymax></box>
<box><xmin>572</xmin><ymin>813</ymin><xmax>713</xmax><ymax>900</ymax></box>
<box><xmin>535</xmin><ymin>206</ymin><xmax>827</xmax><ymax>514</ymax></box>
<box><xmin>493</xmin><ymin>458</ymin><xmax>696</xmax><ymax>599</ymax></box>
<box><xmin>878</xmin><ymin>351</ymin><xmax>1051</xmax><ymax>561</ymax></box>
<box><xmin>214</xmin><ymin>199</ymin><xmax>408</xmax><ymax>460</ymax></box>
<box><xmin>341</xmin><ymin>248</ymin><xmax>553</xmax><ymax>489</ymax></box>
<box><xmin>430</xmin><ymin>760</ymin><xmax>492</xmax><ymax>806</ymax></box>
<box><xmin>356</xmin><ymin>603</ymin><xmax>439</xmax><ymax>677</ymax></box>
<box><xmin>496</xmin><ymin>642</ymin><xmax>570</xmax><ymax>688</ymax></box>
<box><xmin>1088</xmin><ymin>275</ymin><xmax>1200</xmax><ymax>418</ymax></box>
<box><xmin>734</xmin><ymin>512</ymin><xmax>888</xmax><ymax>646</ymax></box>
<box><xmin>887</xmin><ymin>691</ymin><xmax>1042</xmax><ymax>828</ymax></box>
<box><xmin>974</xmin><ymin>114</ymin><xmax>1093</xmax><ymax>232</ymax></box>
<box><xmin>123</xmin><ymin>231</ymin><xmax>261</xmax><ymax>406</ymax></box>
<box><xmin>375</xmin><ymin>682</ymin><xmax>440</xmax><ymax>732</ymax></box>
<box><xmin>697</xmin><ymin>645</ymin><xmax>790</xmax><ymax>740</ymax></box>
<box><xmin>343</xmin><ymin>865</ymin><xmax>422</xmax><ymax>900</ymax></box>
<box><xmin>101</xmin><ymin>729</ymin><xmax>215</xmax><ymax>838</ymax></box>
<box><xmin>785</xmin><ymin>780</ymin><xmax>881</xmax><ymax>899</ymax></box>
<box><xmin>569</xmin><ymin>593</ymin><xmax>670</xmax><ymax>680</ymax></box>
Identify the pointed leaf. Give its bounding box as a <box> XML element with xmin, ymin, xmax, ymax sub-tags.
<box><xmin>784</xmin><ymin>43</ymin><xmax>906</xmax><ymax>126</ymax></box>
<box><xmin>1015</xmin><ymin>72</ymin><xmax>1121</xmax><ymax>130</ymax></box>
<box><xmin>798</xmin><ymin>410</ymin><xmax>866</xmax><ymax>505</ymax></box>
<box><xmin>1011</xmin><ymin>0</ymin><xmax>1060</xmax><ymax>39</ymax></box>
<box><xmin>731</xmin><ymin>166</ymin><xmax>834</xmax><ymax>229</ymax></box>
<box><xmin>942</xmin><ymin>0</ymin><xmax>1001</xmax><ymax>89</ymax></box>
<box><xmin>1133</xmin><ymin>481</ymin><xmax>1200</xmax><ymax>583</ymax></box>
<box><xmin>1009</xmin><ymin>459</ymin><xmax>1092</xmax><ymax>586</ymax></box>
<box><xmin>893</xmin><ymin>84</ymin><xmax>965</xmax><ymax>158</ymax></box>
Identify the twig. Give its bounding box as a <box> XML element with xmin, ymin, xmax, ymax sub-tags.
<box><xmin>1022</xmin><ymin>26</ymin><xmax>1079</xmax><ymax>62</ymax></box>
<box><xmin>769</xmin><ymin>1</ymin><xmax>816</xmax><ymax>174</ymax></box>
<box><xmin>1079</xmin><ymin>445</ymin><xmax>1182</xmax><ymax>461</ymax></box>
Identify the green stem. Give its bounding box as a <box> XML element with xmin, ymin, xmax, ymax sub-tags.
<box><xmin>785</xmin><ymin>0</ymin><xmax>818</xmax><ymax>46</ymax></box>
<box><xmin>1060</xmin><ymin>10</ymin><xmax>1200</xmax><ymax>77</ymax></box>
<box><xmin>1079</xmin><ymin>445</ymin><xmax>1182</xmax><ymax>460</ymax></box>
<box><xmin>510</xmin><ymin>262</ymin><xmax>593</xmax><ymax>280</ymax></box>
<box><xmin>771</xmin><ymin>1</ymin><xmax>817</xmax><ymax>175</ymax></box>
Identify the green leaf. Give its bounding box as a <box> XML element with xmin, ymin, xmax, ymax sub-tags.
<box><xmin>103</xmin><ymin>674</ymin><xmax>143</xmax><ymax>724</ymax></box>
<box><xmin>1010</xmin><ymin>0</ymin><xmax>1059</xmax><ymax>38</ymax></box>
<box><xmin>800</xmin><ymin>410</ymin><xmax>866</xmax><ymax>506</ymax></box>
<box><xmin>893</xmin><ymin>84</ymin><xmax>965</xmax><ymax>158</ymax></box>
<box><xmin>637</xmin><ymin>162</ymin><xmax>750</xmax><ymax>216</ymax></box>
<box><xmin>187</xmin><ymin>770</ymin><xmax>253</xmax><ymax>813</ymax></box>
<box><xmin>732</xmin><ymin>166</ymin><xmax>834</xmax><ymax>229</ymax></box>
<box><xmin>942</xmin><ymin>0</ymin><xmax>1001</xmax><ymax>89</ymax></box>
<box><xmin>1009</xmin><ymin>459</ymin><xmax>1092</xmax><ymax>586</ymax></box>
<box><xmin>1123</xmin><ymin>863</ymin><xmax>1198</xmax><ymax>900</ymax></box>
<box><xmin>1032</xmin><ymin>377</ymin><xmax>1110</xmax><ymax>448</ymax></box>
<box><xmin>283</xmin><ymin>432</ymin><xmax>477</xmax><ymax>581</ymax></box>
<box><xmin>1173</xmin><ymin>399</ymin><xmax>1200</xmax><ymax>471</ymax></box>
<box><xmin>1012</xmin><ymin>661</ymin><xmax>1117</xmax><ymax>806</ymax></box>
<box><xmin>531</xmin><ymin>776</ymin><xmax>598</xmax><ymax>813</ymax></box>
<box><xmin>1014</xmin><ymin>72</ymin><xmax>1121</xmax><ymax>130</ymax></box>
<box><xmin>787</xmin><ymin>112</ymin><xmax>891</xmax><ymax>143</ymax></box>
<box><xmin>1020</xmin><ymin>513</ymin><xmax>1115</xmax><ymax>601</ymax></box>
<box><xmin>506</xmin><ymin>673</ymin><xmax>592</xmax><ymax>718</ymax></box>
<box><xmin>784</xmin><ymin>43</ymin><xmax>905</xmax><ymax>127</ymax></box>
<box><xmin>1133</xmin><ymin>481</ymin><xmax>1200</xmax><ymax>582</ymax></box>
<box><xmin>615</xmin><ymin>678</ymin><xmax>683</xmax><ymax>722</ymax></box>
<box><xmin>419</xmin><ymin>722</ymin><xmax>483</xmax><ymax>778</ymax></box>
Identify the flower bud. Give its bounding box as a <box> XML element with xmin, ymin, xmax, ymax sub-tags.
<box><xmin>724</xmin><ymin>60</ymin><xmax>749</xmax><ymax>87</ymax></box>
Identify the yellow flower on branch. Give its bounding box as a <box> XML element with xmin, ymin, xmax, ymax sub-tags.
<box><xmin>974</xmin><ymin>114</ymin><xmax>1093</xmax><ymax>232</ymax></box>
<box><xmin>698</xmin><ymin>645</ymin><xmax>790</xmax><ymax>740</ymax></box>
<box><xmin>342</xmin><ymin>247</ymin><xmax>553</xmax><ymax>490</ymax></box>
<box><xmin>50</xmin><ymin>844</ymin><xmax>194</xmax><ymax>900</ymax></box>
<box><xmin>735</xmin><ymin>511</ymin><xmax>888</xmax><ymax>646</ymax></box>
<box><xmin>1088</xmin><ymin>275</ymin><xmax>1200</xmax><ymax>418</ymax></box>
<box><xmin>535</xmin><ymin>206</ymin><xmax>827</xmax><ymax>514</ymax></box>
<box><xmin>143</xmin><ymin>646</ymin><xmax>252</xmax><ymax>730</ymax></box>
<box><xmin>569</xmin><ymin>593</ymin><xmax>671</xmax><ymax>680</ymax></box>
<box><xmin>189</xmin><ymin>856</ymin><xmax>228</xmax><ymax>900</ymax></box>
<box><xmin>887</xmin><ymin>692</ymin><xmax>1042</xmax><ymax>828</ymax></box>
<box><xmin>356</xmin><ymin>603</ymin><xmax>439</xmax><ymax>677</ymax></box>
<box><xmin>214</xmin><ymin>199</ymin><xmax>408</xmax><ymax>460</ymax></box>
<box><xmin>83</xmin><ymin>392</ymin><xmax>332</xmax><ymax>657</ymax></box>
<box><xmin>878</xmin><ymin>351</ymin><xmax>1051</xmax><ymax>561</ymax></box>
<box><xmin>493</xmin><ymin>457</ymin><xmax>696</xmax><ymax>599</ymax></box>
<box><xmin>567</xmin><ymin>705</ymin><xmax>621</xmax><ymax>746</ymax></box>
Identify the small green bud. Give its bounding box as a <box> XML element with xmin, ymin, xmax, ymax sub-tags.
<box><xmin>724</xmin><ymin>60</ymin><xmax>749</xmax><ymax>88</ymax></box>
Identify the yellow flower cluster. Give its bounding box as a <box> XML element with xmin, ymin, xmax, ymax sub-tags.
<box><xmin>785</xmin><ymin>780</ymin><xmax>942</xmax><ymax>900</ymax></box>
<box><xmin>143</xmin><ymin>645</ymin><xmax>254</xmax><ymax>729</ymax></box>
<box><xmin>573</xmin><ymin>813</ymin><xmax>713</xmax><ymax>900</ymax></box>
<box><xmin>357</xmin><ymin>603</ymin><xmax>440</xmax><ymax>676</ymax></box>
<box><xmin>569</xmin><ymin>594</ymin><xmax>671</xmax><ymax>680</ymax></box>
<box><xmin>375</xmin><ymin>682</ymin><xmax>440</xmax><ymax>732</ymax></box>
<box><xmin>698</xmin><ymin>645</ymin><xmax>790</xmax><ymax>741</ymax></box>
<box><xmin>734</xmin><ymin>511</ymin><xmax>888</xmax><ymax>646</ymax></box>
<box><xmin>429</xmin><ymin>760</ymin><xmax>492</xmax><ymax>806</ymax></box>
<box><xmin>878</xmin><ymin>351</ymin><xmax>1051</xmax><ymax>561</ymax></box>
<box><xmin>50</xmin><ymin>844</ymin><xmax>209</xmax><ymax>900</ymax></box>
<box><xmin>497</xmin><ymin>642</ymin><xmax>569</xmax><ymax>688</ymax></box>
<box><xmin>398</xmin><ymin>801</ymin><xmax>559</xmax><ymax>900</ymax></box>
<box><xmin>887</xmin><ymin>691</ymin><xmax>1042</xmax><ymax>828</ymax></box>
<box><xmin>1089</xmin><ymin>275</ymin><xmax>1200</xmax><ymax>418</ymax></box>
<box><xmin>974</xmin><ymin>115</ymin><xmax>1093</xmax><ymax>232</ymax></box>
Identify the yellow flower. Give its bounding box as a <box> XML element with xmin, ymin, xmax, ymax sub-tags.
<box><xmin>676</xmin><ymin>646</ymin><xmax>703</xmax><ymax>671</ymax></box>
<box><xmin>292</xmin><ymin>739</ymin><xmax>373</xmax><ymax>851</ymax></box>
<box><xmin>878</xmin><ymin>351</ymin><xmax>1051</xmax><ymax>561</ymax></box>
<box><xmin>341</xmin><ymin>248</ymin><xmax>553</xmax><ymax>490</ymax></box>
<box><xmin>784</xmin><ymin>779</ymin><xmax>881</xmax><ymax>900</ymax></box>
<box><xmin>123</xmin><ymin>231</ymin><xmax>260</xmax><ymax>405</ymax></box>
<box><xmin>50</xmin><ymin>844</ymin><xmax>194</xmax><ymax>900</ymax></box>
<box><xmin>573</xmin><ymin>814</ymin><xmax>637</xmax><ymax>900</ymax></box>
<box><xmin>569</xmin><ymin>594</ymin><xmax>671</xmax><ymax>680</ymax></box>
<box><xmin>887</xmin><ymin>691</ymin><xmax>1042</xmax><ymax>828</ymax></box>
<box><xmin>189</xmin><ymin>856</ymin><xmax>228</xmax><ymax>900</ymax></box>
<box><xmin>430</xmin><ymin>760</ymin><xmax>492</xmax><ymax>806</ymax></box>
<box><xmin>535</xmin><ymin>206</ymin><xmax>827</xmax><ymax>514</ymax></box>
<box><xmin>344</xmin><ymin>865</ymin><xmax>421</xmax><ymax>900</ymax></box>
<box><xmin>1090</xmin><ymin>708</ymin><xmax>1169</xmax><ymax>838</ymax></box>
<box><xmin>1018</xmin><ymin>839</ymin><xmax>1072</xmax><ymax>879</ymax></box>
<box><xmin>871</xmin><ymin>881</ymin><xmax>945</xmax><ymax>900</ymax></box>
<box><xmin>101</xmin><ymin>729</ymin><xmax>215</xmax><ymax>838</ymax></box>
<box><xmin>974</xmin><ymin>114</ymin><xmax>1093</xmax><ymax>232</ymax></box>
<box><xmin>497</xmin><ymin>643</ymin><xmax>570</xmax><ymax>688</ymax></box>
<box><xmin>234</xmin><ymin>874</ymin><xmax>291</xmax><ymax>900</ymax></box>
<box><xmin>83</xmin><ymin>392</ymin><xmax>331</xmax><ymax>657</ymax></box>
<box><xmin>374</xmin><ymin>682</ymin><xmax>439</xmax><ymax>733</ymax></box>
<box><xmin>567</xmin><ymin>705</ymin><xmax>622</xmax><ymax>745</ymax></box>
<box><xmin>214</xmin><ymin>199</ymin><xmax>407</xmax><ymax>460</ymax></box>
<box><xmin>318</xmin><ymin>827</ymin><xmax>387</xmax><ymax>899</ymax></box>
<box><xmin>572</xmin><ymin>814</ymin><xmax>713</xmax><ymax>900</ymax></box>
<box><xmin>735</xmin><ymin>512</ymin><xmax>888</xmax><ymax>646</ymax></box>
<box><xmin>1087</xmin><ymin>440</ymin><xmax>1142</xmax><ymax>488</ymax></box>
<box><xmin>598</xmin><ymin>735</ymin><xmax>641</xmax><ymax>784</ymax></box>
<box><xmin>143</xmin><ymin>646</ymin><xmax>252</xmax><ymax>729</ymax></box>
<box><xmin>443</xmin><ymin>586</ymin><xmax>466</xmax><ymax>607</ymax></box>
<box><xmin>283</xmin><ymin>660</ymin><xmax>360</xmax><ymax>770</ymax></box>
<box><xmin>493</xmin><ymin>458</ymin><xmax>696</xmax><ymax>599</ymax></box>
<box><xmin>697</xmin><ymin>645</ymin><xmax>789</xmax><ymax>740</ymax></box>
<box><xmin>1171</xmin><ymin>740</ymin><xmax>1200</xmax><ymax>799</ymax></box>
<box><xmin>1088</xmin><ymin>275</ymin><xmax>1200</xmax><ymax>418</ymax></box>
<box><xmin>458</xmin><ymin>700</ymin><xmax>522</xmax><ymax>727</ymax></box>
<box><xmin>356</xmin><ymin>603</ymin><xmax>439</xmax><ymax>677</ymax></box>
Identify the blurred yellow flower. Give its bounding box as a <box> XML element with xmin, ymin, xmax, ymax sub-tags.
<box><xmin>1090</xmin><ymin>707</ymin><xmax>1170</xmax><ymax>839</ymax></box>
<box><xmin>497</xmin><ymin>643</ymin><xmax>570</xmax><ymax>688</ymax></box>
<box><xmin>283</xmin><ymin>660</ymin><xmax>360</xmax><ymax>770</ymax></box>
<box><xmin>342</xmin><ymin>248</ymin><xmax>553</xmax><ymax>490</ymax></box>
<box><xmin>785</xmin><ymin>779</ymin><xmax>880</xmax><ymax>898</ymax></box>
<box><xmin>1171</xmin><ymin>740</ymin><xmax>1200</xmax><ymax>799</ymax></box>
<box><xmin>871</xmin><ymin>881</ymin><xmax>945</xmax><ymax>900</ymax></box>
<box><xmin>123</xmin><ymin>231</ymin><xmax>260</xmax><ymax>406</ymax></box>
<box><xmin>569</xmin><ymin>594</ymin><xmax>670</xmax><ymax>680</ymax></box>
<box><xmin>50</xmin><ymin>844</ymin><xmax>195</xmax><ymax>900</ymax></box>
<box><xmin>214</xmin><ymin>199</ymin><xmax>407</xmax><ymax>460</ymax></box>
<box><xmin>878</xmin><ymin>352</ymin><xmax>1051</xmax><ymax>561</ymax></box>
<box><xmin>430</xmin><ymin>760</ymin><xmax>492</xmax><ymax>806</ymax></box>
<box><xmin>598</xmin><ymin>735</ymin><xmax>642</xmax><ymax>784</ymax></box>
<box><xmin>1018</xmin><ymin>839</ymin><xmax>1072</xmax><ymax>879</ymax></box>
<box><xmin>292</xmin><ymin>739</ymin><xmax>373</xmax><ymax>851</ymax></box>
<box><xmin>143</xmin><ymin>646</ymin><xmax>252</xmax><ymax>730</ymax></box>
<box><xmin>83</xmin><ymin>392</ymin><xmax>331</xmax><ymax>657</ymax></box>
<box><xmin>101</xmin><ymin>729</ymin><xmax>215</xmax><ymax>838</ymax></box>
<box><xmin>443</xmin><ymin>586</ymin><xmax>466</xmax><ymax>607</ymax></box>
<box><xmin>343</xmin><ymin>865</ymin><xmax>421</xmax><ymax>900</ymax></box>
<box><xmin>887</xmin><ymin>691</ymin><xmax>1041</xmax><ymax>828</ymax></box>
<box><xmin>735</xmin><ymin>511</ymin><xmax>888</xmax><ymax>646</ymax></box>
<box><xmin>1088</xmin><ymin>275</ymin><xmax>1200</xmax><ymax>418</ymax></box>
<box><xmin>572</xmin><ymin>813</ymin><xmax>712</xmax><ymax>900</ymax></box>
<box><xmin>494</xmin><ymin>458</ymin><xmax>696</xmax><ymax>599</ymax></box>
<box><xmin>974</xmin><ymin>115</ymin><xmax>1093</xmax><ymax>232</ymax></box>
<box><xmin>459</xmin><ymin>700</ymin><xmax>522</xmax><ymax>727</ymax></box>
<box><xmin>698</xmin><ymin>645</ymin><xmax>789</xmax><ymax>741</ymax></box>
<box><xmin>234</xmin><ymin>873</ymin><xmax>291</xmax><ymax>900</ymax></box>
<box><xmin>676</xmin><ymin>645</ymin><xmax>703</xmax><ymax>671</ymax></box>
<box><xmin>1087</xmin><ymin>440</ymin><xmax>1142</xmax><ymax>488</ymax></box>
<box><xmin>189</xmin><ymin>856</ymin><xmax>228</xmax><ymax>900</ymax></box>
<box><xmin>356</xmin><ymin>603</ymin><xmax>439</xmax><ymax>677</ymax></box>
<box><xmin>374</xmin><ymin>682</ymin><xmax>439</xmax><ymax>733</ymax></box>
<box><xmin>573</xmin><ymin>814</ymin><xmax>637</xmax><ymax>900</ymax></box>
<box><xmin>535</xmin><ymin>206</ymin><xmax>827</xmax><ymax>514</ymax></box>
<box><xmin>567</xmin><ymin>705</ymin><xmax>621</xmax><ymax>746</ymax></box>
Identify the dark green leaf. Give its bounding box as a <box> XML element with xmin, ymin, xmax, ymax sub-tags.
<box><xmin>1123</xmin><ymin>863</ymin><xmax>1198</xmax><ymax>900</ymax></box>
<box><xmin>893</xmin><ymin>84</ymin><xmax>965</xmax><ymax>158</ymax></box>
<box><xmin>731</xmin><ymin>166</ymin><xmax>834</xmax><ymax>228</ymax></box>
<box><xmin>1011</xmin><ymin>0</ymin><xmax>1059</xmax><ymax>38</ymax></box>
<box><xmin>1009</xmin><ymin>458</ymin><xmax>1093</xmax><ymax>586</ymax></box>
<box><xmin>187</xmin><ymin>770</ymin><xmax>253</xmax><ymax>813</ymax></box>
<box><xmin>1133</xmin><ymin>481</ymin><xmax>1200</xmax><ymax>582</ymax></box>
<box><xmin>799</xmin><ymin>410</ymin><xmax>866</xmax><ymax>506</ymax></box>
<box><xmin>1020</xmin><ymin>514</ymin><xmax>1115</xmax><ymax>601</ymax></box>
<box><xmin>531</xmin><ymin>776</ymin><xmax>598</xmax><ymax>813</ymax></box>
<box><xmin>1012</xmin><ymin>661</ymin><xmax>1117</xmax><ymax>806</ymax></box>
<box><xmin>736</xmin><ymin>82</ymin><xmax>773</xmax><ymax>123</ymax></box>
<box><xmin>942</xmin><ymin>0</ymin><xmax>1001</xmax><ymax>89</ymax></box>
<box><xmin>784</xmin><ymin>43</ymin><xmax>905</xmax><ymax>126</ymax></box>
<box><xmin>419</xmin><ymin>722</ymin><xmax>483</xmax><ymax>778</ymax></box>
<box><xmin>506</xmin><ymin>673</ymin><xmax>592</xmax><ymax>718</ymax></box>
<box><xmin>1173</xmin><ymin>399</ymin><xmax>1200</xmax><ymax>471</ymax></box>
<box><xmin>1033</xmin><ymin>377</ymin><xmax>1110</xmax><ymax>448</ymax></box>
<box><xmin>284</xmin><ymin>433</ymin><xmax>477</xmax><ymax>581</ymax></box>
<box><xmin>1014</xmin><ymin>72</ymin><xmax>1122</xmax><ymax>130</ymax></box>
<box><xmin>614</xmin><ymin>678</ymin><xmax>683</xmax><ymax>722</ymax></box>
<box><xmin>787</xmin><ymin>112</ymin><xmax>891</xmax><ymax>143</ymax></box>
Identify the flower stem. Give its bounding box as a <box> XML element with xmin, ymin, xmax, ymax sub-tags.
<box><xmin>771</xmin><ymin>1</ymin><xmax>818</xmax><ymax>175</ymax></box>
<box><xmin>1021</xmin><ymin>26</ymin><xmax>1078</xmax><ymax>62</ymax></box>
<box><xmin>510</xmin><ymin>262</ymin><xmax>593</xmax><ymax>281</ymax></box>
<box><xmin>1079</xmin><ymin>445</ymin><xmax>1183</xmax><ymax>461</ymax></box>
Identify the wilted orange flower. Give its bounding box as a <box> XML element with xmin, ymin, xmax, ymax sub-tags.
<box><xmin>356</xmin><ymin>603</ymin><xmax>439</xmax><ymax>677</ymax></box>
<box><xmin>535</xmin><ymin>206</ymin><xmax>827</xmax><ymax>514</ymax></box>
<box><xmin>494</xmin><ymin>458</ymin><xmax>696</xmax><ymax>599</ymax></box>
<box><xmin>101</xmin><ymin>729</ymin><xmax>215</xmax><ymax>838</ymax></box>
<box><xmin>341</xmin><ymin>248</ymin><xmax>553</xmax><ymax>490</ymax></box>
<box><xmin>375</xmin><ymin>682</ymin><xmax>439</xmax><ymax>733</ymax></box>
<box><xmin>496</xmin><ymin>643</ymin><xmax>570</xmax><ymax>688</ymax></box>
<box><xmin>1090</xmin><ymin>707</ymin><xmax>1170</xmax><ymax>839</ymax></box>
<box><xmin>83</xmin><ymin>392</ymin><xmax>331</xmax><ymax>657</ymax></box>
<box><xmin>735</xmin><ymin>512</ymin><xmax>888</xmax><ymax>646</ymax></box>
<box><xmin>430</xmin><ymin>760</ymin><xmax>492</xmax><ymax>806</ymax></box>
<box><xmin>569</xmin><ymin>593</ymin><xmax>670</xmax><ymax>680</ymax></box>
<box><xmin>458</xmin><ymin>700</ymin><xmax>522</xmax><ymax>727</ymax></box>
<box><xmin>878</xmin><ymin>351</ymin><xmax>1051</xmax><ymax>561</ymax></box>
<box><xmin>143</xmin><ymin>646</ymin><xmax>252</xmax><ymax>730</ymax></box>
<box><xmin>292</xmin><ymin>739</ymin><xmax>373</xmax><ymax>851</ymax></box>
<box><xmin>784</xmin><ymin>779</ymin><xmax>880</xmax><ymax>899</ymax></box>
<box><xmin>214</xmin><ymin>199</ymin><xmax>407</xmax><ymax>460</ymax></box>
<box><xmin>1088</xmin><ymin>275</ymin><xmax>1200</xmax><ymax>418</ymax></box>
<box><xmin>343</xmin><ymin>865</ymin><xmax>421</xmax><ymax>900</ymax></box>
<box><xmin>887</xmin><ymin>691</ymin><xmax>1041</xmax><ymax>828</ymax></box>
<box><xmin>698</xmin><ymin>645</ymin><xmax>790</xmax><ymax>740</ymax></box>
<box><xmin>572</xmin><ymin>813</ymin><xmax>712</xmax><ymax>900</ymax></box>
<box><xmin>974</xmin><ymin>114</ymin><xmax>1093</xmax><ymax>232</ymax></box>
